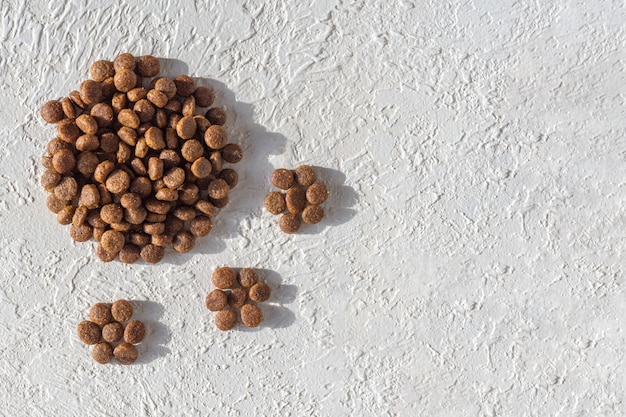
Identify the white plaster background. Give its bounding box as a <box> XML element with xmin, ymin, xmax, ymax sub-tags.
<box><xmin>0</xmin><ymin>0</ymin><xmax>624</xmax><ymax>415</ymax></box>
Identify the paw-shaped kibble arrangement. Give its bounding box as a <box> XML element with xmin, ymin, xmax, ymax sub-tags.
<box><xmin>40</xmin><ymin>53</ymin><xmax>242</xmax><ymax>263</ymax></box>
<box><xmin>76</xmin><ymin>299</ymin><xmax>145</xmax><ymax>364</ymax></box>
<box><xmin>206</xmin><ymin>267</ymin><xmax>271</xmax><ymax>330</ymax></box>
<box><xmin>265</xmin><ymin>165</ymin><xmax>329</xmax><ymax>233</ymax></box>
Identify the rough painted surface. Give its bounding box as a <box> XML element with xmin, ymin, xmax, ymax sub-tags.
<box><xmin>0</xmin><ymin>0</ymin><xmax>624</xmax><ymax>415</ymax></box>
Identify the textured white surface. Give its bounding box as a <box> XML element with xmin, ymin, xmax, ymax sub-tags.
<box><xmin>0</xmin><ymin>0</ymin><xmax>625</xmax><ymax>415</ymax></box>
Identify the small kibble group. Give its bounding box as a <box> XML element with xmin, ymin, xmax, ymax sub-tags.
<box><xmin>265</xmin><ymin>165</ymin><xmax>329</xmax><ymax>233</ymax></box>
<box><xmin>77</xmin><ymin>299</ymin><xmax>145</xmax><ymax>364</ymax></box>
<box><xmin>206</xmin><ymin>267</ymin><xmax>271</xmax><ymax>330</ymax></box>
<box><xmin>40</xmin><ymin>53</ymin><xmax>242</xmax><ymax>263</ymax></box>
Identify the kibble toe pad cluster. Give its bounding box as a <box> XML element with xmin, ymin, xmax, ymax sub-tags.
<box><xmin>265</xmin><ymin>165</ymin><xmax>329</xmax><ymax>233</ymax></box>
<box><xmin>206</xmin><ymin>267</ymin><xmax>270</xmax><ymax>330</ymax></box>
<box><xmin>40</xmin><ymin>53</ymin><xmax>242</xmax><ymax>263</ymax></box>
<box><xmin>77</xmin><ymin>299</ymin><xmax>145</xmax><ymax>364</ymax></box>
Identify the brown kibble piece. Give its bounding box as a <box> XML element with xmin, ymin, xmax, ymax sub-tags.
<box><xmin>96</xmin><ymin>243</ymin><xmax>117</xmax><ymax>262</ymax></box>
<box><xmin>194</xmin><ymin>86</ymin><xmax>214</xmax><ymax>107</ymax></box>
<box><xmin>114</xmin><ymin>53</ymin><xmax>136</xmax><ymax>71</ymax></box>
<box><xmin>272</xmin><ymin>168</ymin><xmax>293</xmax><ymax>190</ymax></box>
<box><xmin>124</xmin><ymin>320</ymin><xmax>146</xmax><ymax>344</ymax></box>
<box><xmin>134</xmin><ymin>99</ymin><xmax>155</xmax><ymax>122</ymax></box>
<box><xmin>57</xmin><ymin>205</ymin><xmax>75</xmax><ymax>225</ymax></box>
<box><xmin>41</xmin><ymin>169</ymin><xmax>61</xmax><ymax>191</ymax></box>
<box><xmin>90</xmin><ymin>60</ymin><xmax>115</xmax><ymax>82</ymax></box>
<box><xmin>100</xmin><ymin>230</ymin><xmax>125</xmax><ymax>253</ymax></box>
<box><xmin>99</xmin><ymin>132</ymin><xmax>119</xmax><ymax>153</ymax></box>
<box><xmin>181</xmin><ymin>139</ymin><xmax>204</xmax><ymax>162</ymax></box>
<box><xmin>76</xmin><ymin>151</ymin><xmax>99</xmax><ymax>176</ymax></box>
<box><xmin>54</xmin><ymin>176</ymin><xmax>78</xmax><ymax>201</ymax></box>
<box><xmin>47</xmin><ymin>138</ymin><xmax>73</xmax><ymax>156</ymax></box>
<box><xmin>163</xmin><ymin>167</ymin><xmax>185</xmax><ymax>189</ymax></box>
<box><xmin>79</xmin><ymin>80</ymin><xmax>102</xmax><ymax>105</ymax></box>
<box><xmin>60</xmin><ymin>97</ymin><xmax>76</xmax><ymax>119</ymax></box>
<box><xmin>127</xmin><ymin>87</ymin><xmax>147</xmax><ymax>102</ymax></box>
<box><xmin>76</xmin><ymin>134</ymin><xmax>99</xmax><ymax>151</ymax></box>
<box><xmin>145</xmin><ymin>127</ymin><xmax>165</xmax><ymax>150</ymax></box>
<box><xmin>172</xmin><ymin>230</ymin><xmax>195</xmax><ymax>253</ymax></box>
<box><xmin>218</xmin><ymin>169</ymin><xmax>239</xmax><ymax>189</ymax></box>
<box><xmin>221</xmin><ymin>143</ymin><xmax>243</xmax><ymax>164</ymax></box>
<box><xmin>212</xmin><ymin>266</ymin><xmax>237</xmax><ymax>289</ymax></box>
<box><xmin>90</xmin><ymin>103</ymin><xmax>114</xmax><ymax>127</ymax></box>
<box><xmin>286</xmin><ymin>187</ymin><xmax>307</xmax><ymax>214</ymax></box>
<box><xmin>70</xmin><ymin>90</ymin><xmax>87</xmax><ymax>109</ymax></box>
<box><xmin>265</xmin><ymin>192</ymin><xmax>286</xmax><ymax>215</ymax></box>
<box><xmin>92</xmin><ymin>342</ymin><xmax>114</xmax><ymax>364</ymax></box>
<box><xmin>152</xmin><ymin>232</ymin><xmax>174</xmax><ymax>247</ymax></box>
<box><xmin>52</xmin><ymin>149</ymin><xmax>76</xmax><ymax>174</ymax></box>
<box><xmin>215</xmin><ymin>309</ymin><xmax>237</xmax><ymax>331</ymax></box>
<box><xmin>77</xmin><ymin>320</ymin><xmax>102</xmax><ymax>345</ymax></box>
<box><xmin>190</xmin><ymin>215</ymin><xmax>212</xmax><ymax>237</ymax></box>
<box><xmin>41</xmin><ymin>100</ymin><xmax>64</xmax><ymax>123</ymax></box>
<box><xmin>117</xmin><ymin>109</ymin><xmax>140</xmax><ymax>129</ymax></box>
<box><xmin>94</xmin><ymin>160</ymin><xmax>115</xmax><ymax>183</ymax></box>
<box><xmin>69</xmin><ymin>223</ymin><xmax>93</xmax><ymax>242</ymax></box>
<box><xmin>155</xmin><ymin>77</ymin><xmax>177</xmax><ymax>99</ymax></box>
<box><xmin>46</xmin><ymin>193</ymin><xmax>67</xmax><ymax>213</ymax></box>
<box><xmin>114</xmin><ymin>342</ymin><xmax>138</xmax><ymax>365</ymax></box>
<box><xmin>118</xmin><ymin>244</ymin><xmax>141</xmax><ymax>264</ymax></box>
<box><xmin>279</xmin><ymin>213</ymin><xmax>301</xmax><ymax>233</ymax></box>
<box><xmin>105</xmin><ymin>169</ymin><xmax>131</xmax><ymax>194</ymax></box>
<box><xmin>100</xmin><ymin>203</ymin><xmax>124</xmax><ymax>224</ymax></box>
<box><xmin>240</xmin><ymin>303</ymin><xmax>263</xmax><ymax>328</ymax></box>
<box><xmin>238</xmin><ymin>268</ymin><xmax>259</xmax><ymax>288</ymax></box>
<box><xmin>176</xmin><ymin>115</ymin><xmax>197</xmax><ymax>139</ymax></box>
<box><xmin>182</xmin><ymin>96</ymin><xmax>196</xmax><ymax>117</ymax></box>
<box><xmin>204</xmin><ymin>125</ymin><xmax>227</xmax><ymax>150</ymax></box>
<box><xmin>72</xmin><ymin>205</ymin><xmax>89</xmax><ymax>227</ymax></box>
<box><xmin>191</xmin><ymin>157</ymin><xmax>212</xmax><ymax>178</ymax></box>
<box><xmin>206</xmin><ymin>107</ymin><xmax>226</xmax><ymax>125</ymax></box>
<box><xmin>147</xmin><ymin>89</ymin><xmax>168</xmax><ymax>108</ymax></box>
<box><xmin>294</xmin><ymin>165</ymin><xmax>317</xmax><ymax>187</ymax></box>
<box><xmin>228</xmin><ymin>287</ymin><xmax>248</xmax><ymax>309</ymax></box>
<box><xmin>114</xmin><ymin>69</ymin><xmax>137</xmax><ymax>92</ymax></box>
<box><xmin>90</xmin><ymin>303</ymin><xmax>112</xmax><ymax>325</ymax></box>
<box><xmin>155</xmin><ymin>187</ymin><xmax>178</xmax><ymax>201</ymax></box>
<box><xmin>207</xmin><ymin>179</ymin><xmax>229</xmax><ymax>200</ymax></box>
<box><xmin>102</xmin><ymin>322</ymin><xmax>124</xmax><ymax>343</ymax></box>
<box><xmin>135</xmin><ymin>55</ymin><xmax>160</xmax><ymax>77</ymax></box>
<box><xmin>140</xmin><ymin>244</ymin><xmax>165</xmax><ymax>264</ymax></box>
<box><xmin>249</xmin><ymin>282</ymin><xmax>271</xmax><ymax>302</ymax></box>
<box><xmin>195</xmin><ymin>199</ymin><xmax>218</xmax><ymax>217</ymax></box>
<box><xmin>302</xmin><ymin>205</ymin><xmax>324</xmax><ymax>224</ymax></box>
<box><xmin>110</xmin><ymin>300</ymin><xmax>133</xmax><ymax>323</ymax></box>
<box><xmin>173</xmin><ymin>74</ymin><xmax>195</xmax><ymax>97</ymax></box>
<box><xmin>206</xmin><ymin>289</ymin><xmax>228</xmax><ymax>311</ymax></box>
<box><xmin>306</xmin><ymin>182</ymin><xmax>329</xmax><ymax>205</ymax></box>
<box><xmin>57</xmin><ymin>119</ymin><xmax>81</xmax><ymax>143</ymax></box>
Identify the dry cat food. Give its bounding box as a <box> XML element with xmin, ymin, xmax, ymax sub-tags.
<box><xmin>76</xmin><ymin>299</ymin><xmax>145</xmax><ymax>364</ymax></box>
<box><xmin>265</xmin><ymin>165</ymin><xmax>329</xmax><ymax>233</ymax></box>
<box><xmin>40</xmin><ymin>53</ymin><xmax>241</xmax><ymax>263</ymax></box>
<box><xmin>206</xmin><ymin>267</ymin><xmax>270</xmax><ymax>330</ymax></box>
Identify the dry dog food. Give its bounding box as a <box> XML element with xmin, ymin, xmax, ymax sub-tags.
<box><xmin>76</xmin><ymin>299</ymin><xmax>146</xmax><ymax>365</ymax></box>
<box><xmin>266</xmin><ymin>165</ymin><xmax>329</xmax><ymax>232</ymax></box>
<box><xmin>206</xmin><ymin>267</ymin><xmax>271</xmax><ymax>330</ymax></box>
<box><xmin>39</xmin><ymin>53</ymin><xmax>241</xmax><ymax>263</ymax></box>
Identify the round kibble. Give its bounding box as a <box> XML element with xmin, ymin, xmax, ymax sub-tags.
<box><xmin>90</xmin><ymin>103</ymin><xmax>114</xmax><ymax>127</ymax></box>
<box><xmin>110</xmin><ymin>300</ymin><xmax>133</xmax><ymax>323</ymax></box>
<box><xmin>306</xmin><ymin>182</ymin><xmax>329</xmax><ymax>205</ymax></box>
<box><xmin>294</xmin><ymin>165</ymin><xmax>317</xmax><ymax>187</ymax></box>
<box><xmin>57</xmin><ymin>205</ymin><xmax>75</xmax><ymax>225</ymax></box>
<box><xmin>221</xmin><ymin>143</ymin><xmax>243</xmax><ymax>163</ymax></box>
<box><xmin>52</xmin><ymin>149</ymin><xmax>76</xmax><ymax>174</ymax></box>
<box><xmin>77</xmin><ymin>320</ymin><xmax>101</xmax><ymax>345</ymax></box>
<box><xmin>265</xmin><ymin>192</ymin><xmax>286</xmax><ymax>215</ymax></box>
<box><xmin>79</xmin><ymin>80</ymin><xmax>102</xmax><ymax>105</ymax></box>
<box><xmin>54</xmin><ymin>176</ymin><xmax>78</xmax><ymax>201</ymax></box>
<box><xmin>206</xmin><ymin>107</ymin><xmax>226</xmax><ymax>125</ymax></box>
<box><xmin>124</xmin><ymin>320</ymin><xmax>146</xmax><ymax>344</ymax></box>
<box><xmin>41</xmin><ymin>100</ymin><xmax>64</xmax><ymax>123</ymax></box>
<box><xmin>90</xmin><ymin>303</ymin><xmax>112</xmax><ymax>326</ymax></box>
<box><xmin>140</xmin><ymin>244</ymin><xmax>165</xmax><ymax>264</ymax></box>
<box><xmin>46</xmin><ymin>193</ymin><xmax>67</xmax><ymax>213</ymax></box>
<box><xmin>302</xmin><ymin>205</ymin><xmax>324</xmax><ymax>224</ymax></box>
<box><xmin>238</xmin><ymin>268</ymin><xmax>259</xmax><ymax>288</ymax></box>
<box><xmin>240</xmin><ymin>304</ymin><xmax>263</xmax><ymax>328</ymax></box>
<box><xmin>286</xmin><ymin>187</ymin><xmax>307</xmax><ymax>214</ymax></box>
<box><xmin>173</xmin><ymin>74</ymin><xmax>195</xmax><ymax>97</ymax></box>
<box><xmin>135</xmin><ymin>55</ymin><xmax>160</xmax><ymax>77</ymax></box>
<box><xmin>41</xmin><ymin>169</ymin><xmax>61</xmax><ymax>191</ymax></box>
<box><xmin>212</xmin><ymin>267</ymin><xmax>236</xmax><ymax>289</ymax></box>
<box><xmin>114</xmin><ymin>69</ymin><xmax>137</xmax><ymax>92</ymax></box>
<box><xmin>119</xmin><ymin>243</ymin><xmax>141</xmax><ymax>264</ymax></box>
<box><xmin>105</xmin><ymin>169</ymin><xmax>130</xmax><ymax>194</ymax></box>
<box><xmin>152</xmin><ymin>232</ymin><xmax>174</xmax><ymax>246</ymax></box>
<box><xmin>176</xmin><ymin>115</ymin><xmax>197</xmax><ymax>139</ymax></box>
<box><xmin>78</xmin><ymin>184</ymin><xmax>99</xmax><ymax>209</ymax></box>
<box><xmin>92</xmin><ymin>342</ymin><xmax>114</xmax><ymax>364</ymax></box>
<box><xmin>114</xmin><ymin>343</ymin><xmax>138</xmax><ymax>365</ymax></box>
<box><xmin>145</xmin><ymin>127</ymin><xmax>165</xmax><ymax>150</ymax></box>
<box><xmin>191</xmin><ymin>157</ymin><xmax>212</xmax><ymax>178</ymax></box>
<box><xmin>100</xmin><ymin>203</ymin><xmax>124</xmax><ymax>224</ymax></box>
<box><xmin>182</xmin><ymin>96</ymin><xmax>196</xmax><ymax>117</ymax></box>
<box><xmin>60</xmin><ymin>97</ymin><xmax>76</xmax><ymax>119</ymax></box>
<box><xmin>147</xmin><ymin>89</ymin><xmax>168</xmax><ymax>107</ymax></box>
<box><xmin>272</xmin><ymin>168</ymin><xmax>293</xmax><ymax>190</ymax></box>
<box><xmin>207</xmin><ymin>179</ymin><xmax>229</xmax><ymax>200</ymax></box>
<box><xmin>76</xmin><ymin>134</ymin><xmax>99</xmax><ymax>151</ymax></box>
<box><xmin>57</xmin><ymin>119</ymin><xmax>81</xmax><ymax>143</ymax></box>
<box><xmin>206</xmin><ymin>289</ymin><xmax>228</xmax><ymax>311</ymax></box>
<box><xmin>190</xmin><ymin>215</ymin><xmax>212</xmax><ymax>237</ymax></box>
<box><xmin>204</xmin><ymin>125</ymin><xmax>227</xmax><ymax>150</ymax></box>
<box><xmin>173</xmin><ymin>230</ymin><xmax>195</xmax><ymax>253</ymax></box>
<box><xmin>181</xmin><ymin>140</ymin><xmax>204</xmax><ymax>162</ymax></box>
<box><xmin>195</xmin><ymin>199</ymin><xmax>217</xmax><ymax>217</ymax></box>
<box><xmin>194</xmin><ymin>86</ymin><xmax>214</xmax><ymax>107</ymax></box>
<box><xmin>96</xmin><ymin>243</ymin><xmax>117</xmax><ymax>262</ymax></box>
<box><xmin>100</xmin><ymin>230</ymin><xmax>125</xmax><ymax>253</ymax></box>
<box><xmin>70</xmin><ymin>90</ymin><xmax>87</xmax><ymax>109</ymax></box>
<box><xmin>228</xmin><ymin>287</ymin><xmax>248</xmax><ymax>309</ymax></box>
<box><xmin>155</xmin><ymin>77</ymin><xmax>177</xmax><ymax>99</ymax></box>
<box><xmin>117</xmin><ymin>109</ymin><xmax>140</xmax><ymax>129</ymax></box>
<box><xmin>69</xmin><ymin>223</ymin><xmax>93</xmax><ymax>241</ymax></box>
<box><xmin>134</xmin><ymin>99</ymin><xmax>155</xmax><ymax>122</ymax></box>
<box><xmin>76</xmin><ymin>151</ymin><xmax>99</xmax><ymax>175</ymax></box>
<box><xmin>279</xmin><ymin>213</ymin><xmax>301</xmax><ymax>234</ymax></box>
<box><xmin>90</xmin><ymin>60</ymin><xmax>115</xmax><ymax>82</ymax></box>
<box><xmin>102</xmin><ymin>322</ymin><xmax>124</xmax><ymax>343</ymax></box>
<box><xmin>218</xmin><ymin>168</ymin><xmax>239</xmax><ymax>189</ymax></box>
<box><xmin>215</xmin><ymin>309</ymin><xmax>237</xmax><ymax>331</ymax></box>
<box><xmin>249</xmin><ymin>282</ymin><xmax>271</xmax><ymax>302</ymax></box>
<box><xmin>163</xmin><ymin>167</ymin><xmax>185</xmax><ymax>189</ymax></box>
